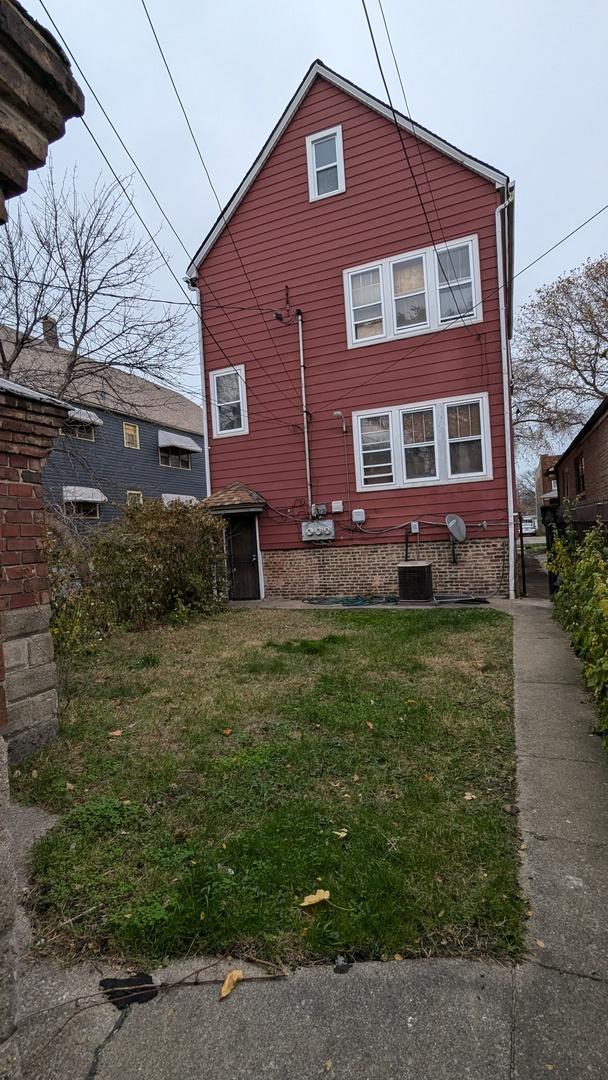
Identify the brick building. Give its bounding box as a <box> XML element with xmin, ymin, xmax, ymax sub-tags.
<box><xmin>555</xmin><ymin>399</ymin><xmax>608</xmax><ymax>508</ymax></box>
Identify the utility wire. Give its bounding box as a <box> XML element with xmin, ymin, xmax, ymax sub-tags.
<box><xmin>36</xmin><ymin>0</ymin><xmax>301</xmax><ymax>412</ymax></box>
<box><xmin>361</xmin><ymin>0</ymin><xmax>480</xmax><ymax>339</ymax></box>
<box><xmin>138</xmin><ymin>0</ymin><xmax>301</xmax><ymax>402</ymax></box>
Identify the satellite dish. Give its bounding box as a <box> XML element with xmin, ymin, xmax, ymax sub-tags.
<box><xmin>446</xmin><ymin>513</ymin><xmax>467</xmax><ymax>543</ymax></box>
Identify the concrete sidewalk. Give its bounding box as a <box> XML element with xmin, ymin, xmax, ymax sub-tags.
<box><xmin>12</xmin><ymin>597</ymin><xmax>608</xmax><ymax>1079</ymax></box>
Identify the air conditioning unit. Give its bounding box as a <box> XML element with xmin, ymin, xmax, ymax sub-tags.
<box><xmin>397</xmin><ymin>561</ymin><xmax>433</xmax><ymax>603</ymax></box>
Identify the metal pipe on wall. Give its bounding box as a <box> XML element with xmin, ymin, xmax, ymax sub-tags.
<box><xmin>296</xmin><ymin>309</ymin><xmax>313</xmax><ymax>517</ymax></box>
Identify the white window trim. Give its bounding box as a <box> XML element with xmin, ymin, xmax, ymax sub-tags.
<box><xmin>344</xmin><ymin>234</ymin><xmax>483</xmax><ymax>349</ymax></box>
<box><xmin>352</xmin><ymin>392</ymin><xmax>492</xmax><ymax>493</ymax></box>
<box><xmin>356</xmin><ymin>409</ymin><xmax>398</xmax><ymax>491</ymax></box>
<box><xmin>345</xmin><ymin>261</ymin><xmax>387</xmax><ymax>345</ymax></box>
<box><xmin>123</xmin><ymin>421</ymin><xmax>140</xmax><ymax>449</ymax></box>
<box><xmin>305</xmin><ymin>125</ymin><xmax>345</xmax><ymax>202</ymax></box>
<box><xmin>210</xmin><ymin>364</ymin><xmax>249</xmax><ymax>438</ymax></box>
<box><xmin>400</xmin><ymin>403</ymin><xmax>439</xmax><ymax>486</ymax></box>
<box><xmin>444</xmin><ymin>399</ymin><xmax>487</xmax><ymax>480</ymax></box>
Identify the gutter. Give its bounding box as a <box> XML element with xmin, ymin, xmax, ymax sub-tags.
<box><xmin>495</xmin><ymin>181</ymin><xmax>516</xmax><ymax>598</ymax></box>
<box><xmin>191</xmin><ymin>284</ymin><xmax>212</xmax><ymax>497</ymax></box>
<box><xmin>296</xmin><ymin>309</ymin><xmax>313</xmax><ymax>516</ymax></box>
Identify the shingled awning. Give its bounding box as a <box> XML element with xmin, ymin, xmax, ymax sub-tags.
<box><xmin>203</xmin><ymin>482</ymin><xmax>266</xmax><ymax>513</ymax></box>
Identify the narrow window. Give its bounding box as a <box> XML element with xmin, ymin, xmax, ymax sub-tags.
<box><xmin>574</xmin><ymin>453</ymin><xmax>585</xmax><ymax>495</ymax></box>
<box><xmin>211</xmin><ymin>365</ymin><xmax>248</xmax><ymax>437</ymax></box>
<box><xmin>446</xmin><ymin>401</ymin><xmax>484</xmax><ymax>475</ymax></box>
<box><xmin>159</xmin><ymin>448</ymin><xmax>191</xmax><ymax>469</ymax></box>
<box><xmin>65</xmin><ymin>500</ymin><xmax>100</xmax><ymax>519</ymax></box>
<box><xmin>402</xmin><ymin>407</ymin><xmax>436</xmax><ymax>480</ymax></box>
<box><xmin>123</xmin><ymin>421</ymin><xmax>140</xmax><ymax>449</ymax></box>
<box><xmin>392</xmin><ymin>255</ymin><xmax>427</xmax><ymax>330</ymax></box>
<box><xmin>127</xmin><ymin>490</ymin><xmax>143</xmax><ymax>506</ymax></box>
<box><xmin>359</xmin><ymin>413</ymin><xmax>394</xmax><ymax>486</ymax></box>
<box><xmin>349</xmin><ymin>267</ymin><xmax>384</xmax><ymax>341</ymax></box>
<box><xmin>436</xmin><ymin>243</ymin><xmax>475</xmax><ymax>322</ymax></box>
<box><xmin>306</xmin><ymin>126</ymin><xmax>345</xmax><ymax>201</ymax></box>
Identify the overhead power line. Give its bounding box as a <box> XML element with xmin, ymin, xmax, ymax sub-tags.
<box><xmin>138</xmin><ymin>0</ymin><xmax>301</xmax><ymax>402</ymax></box>
<box><xmin>35</xmin><ymin>1</ymin><xmax>301</xmax><ymax>427</ymax></box>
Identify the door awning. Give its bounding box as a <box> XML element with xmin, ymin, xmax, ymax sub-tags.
<box><xmin>203</xmin><ymin>482</ymin><xmax>266</xmax><ymax>513</ymax></box>
<box><xmin>67</xmin><ymin>407</ymin><xmax>103</xmax><ymax>426</ymax></box>
<box><xmin>158</xmin><ymin>430</ymin><xmax>202</xmax><ymax>453</ymax></box>
<box><xmin>63</xmin><ymin>485</ymin><xmax>107</xmax><ymax>503</ymax></box>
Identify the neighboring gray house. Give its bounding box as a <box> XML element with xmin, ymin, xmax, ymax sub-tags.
<box><xmin>5</xmin><ymin>322</ymin><xmax>207</xmax><ymax>522</ymax></box>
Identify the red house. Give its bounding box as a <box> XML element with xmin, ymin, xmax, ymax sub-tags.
<box><xmin>189</xmin><ymin>61</ymin><xmax>516</xmax><ymax>601</ymax></box>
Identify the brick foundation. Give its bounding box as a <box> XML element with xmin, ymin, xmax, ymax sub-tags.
<box><xmin>0</xmin><ymin>385</ymin><xmax>67</xmax><ymax>762</ymax></box>
<box><xmin>262</xmin><ymin>537</ymin><xmax>508</xmax><ymax>599</ymax></box>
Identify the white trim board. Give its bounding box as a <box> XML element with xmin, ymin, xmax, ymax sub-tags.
<box><xmin>187</xmin><ymin>60</ymin><xmax>510</xmax><ymax>274</ymax></box>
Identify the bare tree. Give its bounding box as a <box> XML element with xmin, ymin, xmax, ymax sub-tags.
<box><xmin>517</xmin><ymin>468</ymin><xmax>537</xmax><ymax>516</ymax></box>
<box><xmin>0</xmin><ymin>167</ymin><xmax>191</xmax><ymax>408</ymax></box>
<box><xmin>512</xmin><ymin>255</ymin><xmax>608</xmax><ymax>452</ymax></box>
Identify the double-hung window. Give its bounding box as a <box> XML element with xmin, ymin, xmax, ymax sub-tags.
<box><xmin>436</xmin><ymin>242</ymin><xmax>475</xmax><ymax>323</ymax></box>
<box><xmin>210</xmin><ymin>365</ymin><xmax>248</xmax><ymax>437</ymax></box>
<box><xmin>358</xmin><ymin>412</ymin><xmax>394</xmax><ymax>486</ymax></box>
<box><xmin>344</xmin><ymin>235</ymin><xmax>481</xmax><ymax>347</ymax></box>
<box><xmin>446</xmin><ymin>401</ymin><xmax>484</xmax><ymax>476</ymax></box>
<box><xmin>354</xmin><ymin>393</ymin><xmax>490</xmax><ymax>491</ymax></box>
<box><xmin>402</xmin><ymin>407</ymin><xmax>436</xmax><ymax>480</ymax></box>
<box><xmin>305</xmin><ymin>126</ymin><xmax>345</xmax><ymax>201</ymax></box>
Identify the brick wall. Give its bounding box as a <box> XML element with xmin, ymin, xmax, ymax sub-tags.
<box><xmin>556</xmin><ymin>409</ymin><xmax>608</xmax><ymax>505</ymax></box>
<box><xmin>263</xmin><ymin>537</ymin><xmax>508</xmax><ymax>599</ymax></box>
<box><xmin>0</xmin><ymin>386</ymin><xmax>67</xmax><ymax>760</ymax></box>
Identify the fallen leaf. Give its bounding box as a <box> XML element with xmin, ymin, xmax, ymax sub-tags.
<box><xmin>463</xmin><ymin>791</ymin><xmax>476</xmax><ymax>801</ymax></box>
<box><xmin>394</xmin><ymin>953</ymin><xmax>403</xmax><ymax>961</ymax></box>
<box><xmin>503</xmin><ymin>803</ymin><xmax>519</xmax><ymax>815</ymax></box>
<box><xmin>65</xmin><ymin>782</ymin><xmax>75</xmax><ymax>791</ymax></box>
<box><xmin>324</xmin><ymin>1061</ymin><xmax>333</xmax><ymax>1072</ymax></box>
<box><xmin>333</xmin><ymin>828</ymin><xmax>348</xmax><ymax>839</ymax></box>
<box><xmin>199</xmin><ymin>911</ymin><xmax>205</xmax><ymax>922</ymax></box>
<box><xmin>300</xmin><ymin>889</ymin><xmax>330</xmax><ymax>907</ymax></box>
<box><xmin>536</xmin><ymin>939</ymin><xmax>545</xmax><ymax>949</ymax></box>
<box><xmin>366</xmin><ymin>721</ymin><xmax>374</xmax><ymax>731</ymax></box>
<box><xmin>423</xmin><ymin>774</ymin><xmax>434</xmax><ymax>782</ymax></box>
<box><xmin>544</xmin><ymin>1065</ymin><xmax>555</xmax><ymax>1071</ymax></box>
<box><xmin>219</xmin><ymin>968</ymin><xmax>244</xmax><ymax>1000</ymax></box>
<box><xmin>353</xmin><ymin>774</ymin><xmax>360</xmax><ymax>782</ymax></box>
<box><xmin>31</xmin><ymin>769</ymin><xmax>38</xmax><ymax>779</ymax></box>
<box><xmin>108</xmin><ymin>730</ymin><xmax>123</xmax><ymax>738</ymax></box>
<box><xmin>222</xmin><ymin>728</ymin><xmax>232</xmax><ymax>737</ymax></box>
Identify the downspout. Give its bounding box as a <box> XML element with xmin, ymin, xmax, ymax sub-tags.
<box><xmin>190</xmin><ymin>280</ymin><xmax>212</xmax><ymax>496</ymax></box>
<box><xmin>495</xmin><ymin>182</ymin><xmax>516</xmax><ymax>598</ymax></box>
<box><xmin>296</xmin><ymin>309</ymin><xmax>313</xmax><ymax>516</ymax></box>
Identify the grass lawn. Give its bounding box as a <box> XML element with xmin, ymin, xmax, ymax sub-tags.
<box><xmin>12</xmin><ymin>607</ymin><xmax>524</xmax><ymax>966</ymax></box>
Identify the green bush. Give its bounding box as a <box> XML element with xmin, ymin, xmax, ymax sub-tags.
<box><xmin>47</xmin><ymin>500</ymin><xmax>227</xmax><ymax>668</ymax></box>
<box><xmin>550</xmin><ymin>525</ymin><xmax>608</xmax><ymax>732</ymax></box>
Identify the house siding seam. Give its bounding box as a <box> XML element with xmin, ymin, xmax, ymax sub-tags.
<box><xmin>42</xmin><ymin>408</ymin><xmax>207</xmax><ymax>521</ymax></box>
<box><xmin>196</xmin><ymin>74</ymin><xmax>512</xmax><ymax>598</ymax></box>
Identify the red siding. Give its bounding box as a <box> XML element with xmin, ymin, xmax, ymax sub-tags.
<box><xmin>197</xmin><ymin>76</ymin><xmax>510</xmax><ymax>552</ymax></box>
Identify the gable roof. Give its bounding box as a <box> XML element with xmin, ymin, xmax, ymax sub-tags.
<box><xmin>2</xmin><ymin>329</ymin><xmax>204</xmax><ymax>435</ymax></box>
<box><xmin>188</xmin><ymin>59</ymin><xmax>510</xmax><ymax>274</ymax></box>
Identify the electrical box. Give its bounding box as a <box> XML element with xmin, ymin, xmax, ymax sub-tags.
<box><xmin>312</xmin><ymin>503</ymin><xmax>326</xmax><ymax>518</ymax></box>
<box><xmin>331</xmin><ymin>500</ymin><xmax>344</xmax><ymax>514</ymax></box>
<box><xmin>410</xmin><ymin>520</ymin><xmax>420</xmax><ymax>534</ymax></box>
<box><xmin>301</xmin><ymin>520</ymin><xmax>335</xmax><ymax>541</ymax></box>
<box><xmin>352</xmin><ymin>508</ymin><xmax>366</xmax><ymax>524</ymax></box>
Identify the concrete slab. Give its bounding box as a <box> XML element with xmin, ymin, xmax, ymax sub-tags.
<box><xmin>95</xmin><ymin>960</ymin><xmax>513</xmax><ymax>1080</ymax></box>
<box><xmin>513</xmin><ymin>963</ymin><xmax>608</xmax><ymax>1079</ymax></box>
<box><xmin>521</xmin><ymin>833</ymin><xmax>608</xmax><ymax>978</ymax></box>
<box><xmin>517</xmin><ymin>755</ymin><xmax>608</xmax><ymax>846</ymax></box>
<box><xmin>5</xmin><ymin>805</ymin><xmax>56</xmax><ymax>895</ymax></box>
<box><xmin>515</xmin><ymin>681</ymin><xmax>605</xmax><ymax>763</ymax></box>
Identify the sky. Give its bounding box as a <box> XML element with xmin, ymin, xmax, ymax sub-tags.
<box><xmin>23</xmin><ymin>0</ymin><xmax>608</xmax><ymax>413</ymax></box>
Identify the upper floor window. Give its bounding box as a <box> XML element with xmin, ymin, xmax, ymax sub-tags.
<box><xmin>159</xmin><ymin>447</ymin><xmax>191</xmax><ymax>470</ymax></box>
<box><xmin>305</xmin><ymin>126</ymin><xmax>345</xmax><ymax>201</ymax></box>
<box><xmin>344</xmin><ymin>235</ymin><xmax>482</xmax><ymax>348</ymax></box>
<box><xmin>574</xmin><ymin>453</ymin><xmax>585</xmax><ymax>495</ymax></box>
<box><xmin>210</xmin><ymin>364</ymin><xmax>249</xmax><ymax>438</ymax></box>
<box><xmin>67</xmin><ymin>420</ymin><xmax>96</xmax><ymax>442</ymax></box>
<box><xmin>123</xmin><ymin>421</ymin><xmax>140</xmax><ymax>449</ymax></box>
<box><xmin>353</xmin><ymin>392</ymin><xmax>491</xmax><ymax>492</ymax></box>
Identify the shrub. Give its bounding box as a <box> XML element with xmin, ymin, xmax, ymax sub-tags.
<box><xmin>47</xmin><ymin>500</ymin><xmax>227</xmax><ymax>668</ymax></box>
<box><xmin>549</xmin><ymin>525</ymin><xmax>608</xmax><ymax>732</ymax></box>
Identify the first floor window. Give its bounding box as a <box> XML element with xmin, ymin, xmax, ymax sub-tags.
<box><xmin>211</xmin><ymin>364</ymin><xmax>248</xmax><ymax>437</ymax></box>
<box><xmin>574</xmin><ymin>453</ymin><xmax>585</xmax><ymax>495</ymax></box>
<box><xmin>402</xmin><ymin>407</ymin><xmax>436</xmax><ymax>479</ymax></box>
<box><xmin>159</xmin><ymin>447</ymin><xmax>191</xmax><ymax>469</ymax></box>
<box><xmin>436</xmin><ymin>242</ymin><xmax>475</xmax><ymax>323</ymax></box>
<box><xmin>65</xmin><ymin>500</ymin><xmax>99</xmax><ymax>519</ymax></box>
<box><xmin>123</xmin><ymin>421</ymin><xmax>140</xmax><ymax>449</ymax></box>
<box><xmin>446</xmin><ymin>401</ymin><xmax>484</xmax><ymax>475</ymax></box>
<box><xmin>127</xmin><ymin>490</ymin><xmax>143</xmax><ymax>506</ymax></box>
<box><xmin>359</xmin><ymin>413</ymin><xmax>394</xmax><ymax>486</ymax></box>
<box><xmin>349</xmin><ymin>267</ymin><xmax>384</xmax><ymax>341</ymax></box>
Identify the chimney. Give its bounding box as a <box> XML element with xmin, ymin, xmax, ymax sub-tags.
<box><xmin>41</xmin><ymin>315</ymin><xmax>59</xmax><ymax>348</ymax></box>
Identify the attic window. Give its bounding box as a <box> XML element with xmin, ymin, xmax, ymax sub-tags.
<box><xmin>305</xmin><ymin>126</ymin><xmax>345</xmax><ymax>201</ymax></box>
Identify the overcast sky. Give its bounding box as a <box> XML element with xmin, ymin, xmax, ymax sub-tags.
<box><xmin>25</xmin><ymin>0</ymin><xmax>608</xmax><ymax>409</ymax></box>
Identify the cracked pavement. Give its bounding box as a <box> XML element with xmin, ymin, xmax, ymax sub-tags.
<box><xmin>11</xmin><ymin>584</ymin><xmax>608</xmax><ymax>1079</ymax></box>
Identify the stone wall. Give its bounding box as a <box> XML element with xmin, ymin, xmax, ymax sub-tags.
<box><xmin>262</xmin><ymin>537</ymin><xmax>508</xmax><ymax>599</ymax></box>
<box><xmin>0</xmin><ymin>385</ymin><xmax>67</xmax><ymax>761</ymax></box>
